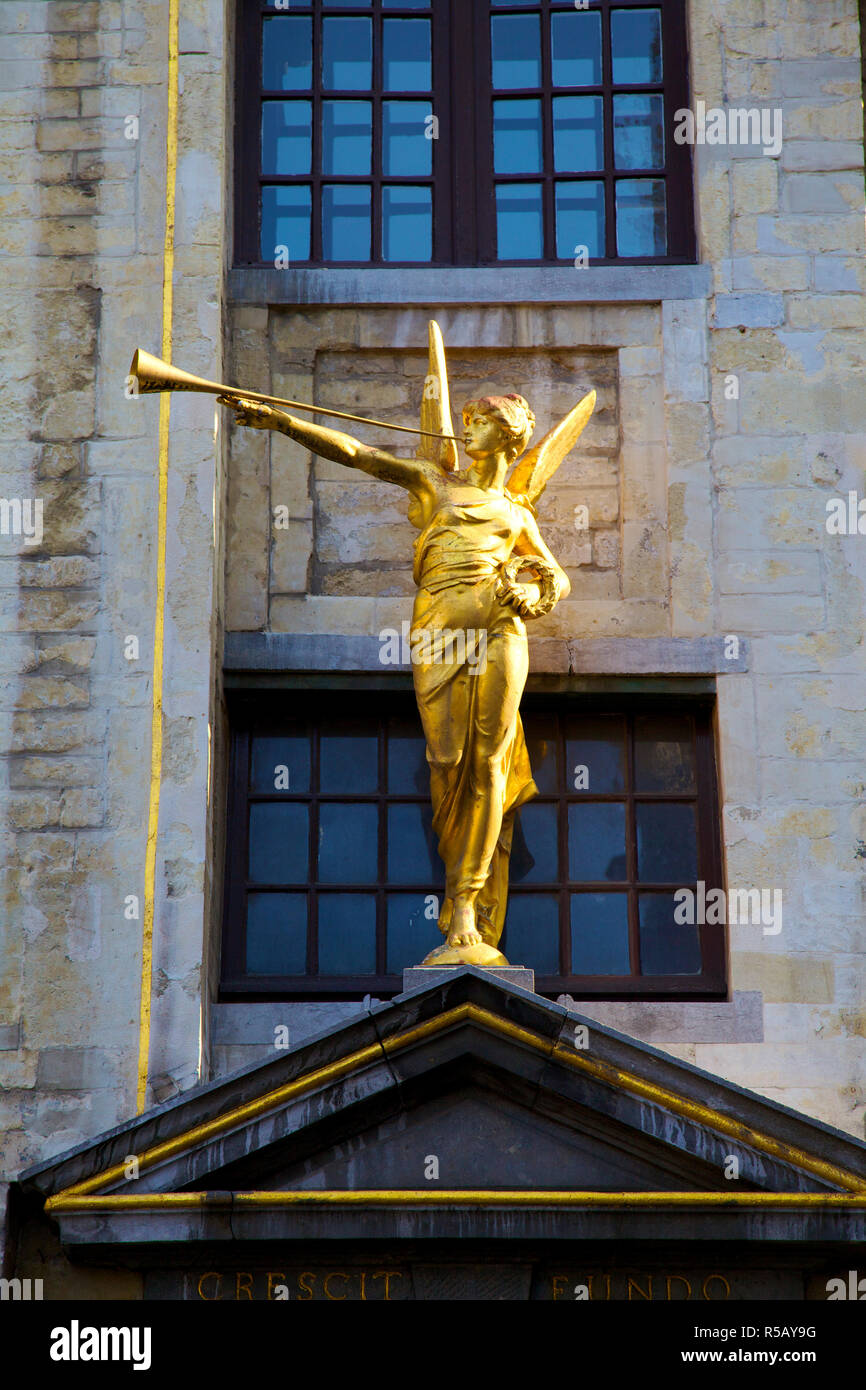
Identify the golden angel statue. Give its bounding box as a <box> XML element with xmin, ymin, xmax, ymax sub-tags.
<box><xmin>221</xmin><ymin>323</ymin><xmax>595</xmax><ymax>969</ymax></box>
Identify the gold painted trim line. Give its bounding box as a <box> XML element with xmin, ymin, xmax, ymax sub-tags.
<box><xmin>137</xmin><ymin>0</ymin><xmax>180</xmax><ymax>1116</ymax></box>
<box><xmin>49</xmin><ymin>1003</ymin><xmax>866</xmax><ymax>1208</ymax></box>
<box><xmin>46</xmin><ymin>1191</ymin><xmax>866</xmax><ymax>1215</ymax></box>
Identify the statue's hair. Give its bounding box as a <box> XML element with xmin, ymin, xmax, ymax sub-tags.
<box><xmin>462</xmin><ymin>394</ymin><xmax>535</xmax><ymax>460</ymax></box>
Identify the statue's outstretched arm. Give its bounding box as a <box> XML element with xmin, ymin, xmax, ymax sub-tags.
<box><xmin>221</xmin><ymin>396</ymin><xmax>437</xmax><ymax>493</ymax></box>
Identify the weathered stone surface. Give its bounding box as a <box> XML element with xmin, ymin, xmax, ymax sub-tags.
<box><xmin>0</xmin><ymin>0</ymin><xmax>228</xmax><ymax>1240</ymax></box>
<box><xmin>2</xmin><ymin>4</ymin><xmax>866</xmax><ymax>1281</ymax></box>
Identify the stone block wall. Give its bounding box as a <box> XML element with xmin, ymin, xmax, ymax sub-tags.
<box><xmin>0</xmin><ymin>0</ymin><xmax>228</xmax><ymax>1216</ymax></box>
<box><xmin>686</xmin><ymin>0</ymin><xmax>866</xmax><ymax>1133</ymax></box>
<box><xmin>225</xmin><ymin>302</ymin><xmax>680</xmax><ymax>645</ymax></box>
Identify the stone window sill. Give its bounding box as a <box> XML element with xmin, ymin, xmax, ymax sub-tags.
<box><xmin>228</xmin><ymin>264</ymin><xmax>711</xmax><ymax>307</ymax></box>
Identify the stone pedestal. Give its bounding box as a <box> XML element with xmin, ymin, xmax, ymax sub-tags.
<box><xmin>402</xmin><ymin>966</ymin><xmax>535</xmax><ymax>993</ymax></box>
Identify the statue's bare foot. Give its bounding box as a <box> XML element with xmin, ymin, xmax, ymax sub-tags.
<box><xmin>447</xmin><ymin>900</ymin><xmax>482</xmax><ymax>949</ymax></box>
<box><xmin>447</xmin><ymin>928</ymin><xmax>483</xmax><ymax>949</ymax></box>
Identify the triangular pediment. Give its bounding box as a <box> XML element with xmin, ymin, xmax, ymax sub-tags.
<box><xmin>249</xmin><ymin>1078</ymin><xmax>735</xmax><ymax>1195</ymax></box>
<box><xmin>20</xmin><ymin>971</ymin><xmax>866</xmax><ymax>1252</ymax></box>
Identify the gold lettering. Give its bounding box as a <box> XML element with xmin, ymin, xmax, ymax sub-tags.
<box><xmin>702</xmin><ymin>1274</ymin><xmax>731</xmax><ymax>1301</ymax></box>
<box><xmin>603</xmin><ymin>1273</ymin><xmax>611</xmax><ymax>1301</ymax></box>
<box><xmin>267</xmin><ymin>1272</ymin><xmax>286</xmax><ymax>1301</ymax></box>
<box><xmin>360</xmin><ymin>1271</ymin><xmax>367</xmax><ymax>1302</ymax></box>
<box><xmin>197</xmin><ymin>1272</ymin><xmax>222</xmax><ymax>1301</ymax></box>
<box><xmin>372</xmin><ymin>1271</ymin><xmax>402</xmax><ymax>1301</ymax></box>
<box><xmin>324</xmin><ymin>1272</ymin><xmax>349</xmax><ymax>1302</ymax></box>
<box><xmin>236</xmin><ymin>1271</ymin><xmax>254</xmax><ymax>1301</ymax></box>
<box><xmin>551</xmin><ymin>1275</ymin><xmax>569</xmax><ymax>1301</ymax></box>
<box><xmin>297</xmin><ymin>1272</ymin><xmax>316</xmax><ymax>1301</ymax></box>
<box><xmin>627</xmin><ymin>1275</ymin><xmax>653</xmax><ymax>1300</ymax></box>
<box><xmin>666</xmin><ymin>1275</ymin><xmax>692</xmax><ymax>1301</ymax></box>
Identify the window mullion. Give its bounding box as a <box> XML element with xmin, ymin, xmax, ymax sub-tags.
<box><xmin>377</xmin><ymin>714</ymin><xmax>387</xmax><ymax>977</ymax></box>
<box><xmin>431</xmin><ymin>0</ymin><xmax>452</xmax><ymax>264</ymax></box>
<box><xmin>462</xmin><ymin>0</ymin><xmax>490</xmax><ymax>265</ymax></box>
<box><xmin>540</xmin><ymin>0</ymin><xmax>555</xmax><ymax>262</ymax></box>
<box><xmin>309</xmin><ymin>724</ymin><xmax>320</xmax><ymax>975</ymax></box>
<box><xmin>625</xmin><ymin>714</ymin><xmax>640</xmax><ymax>979</ymax></box>
<box><xmin>372</xmin><ymin>1</ymin><xmax>382</xmax><ymax>263</ymax></box>
<box><xmin>601</xmin><ymin>0</ymin><xmax>616</xmax><ymax>260</ymax></box>
<box><xmin>558</xmin><ymin>712</ymin><xmax>569</xmax><ymax>976</ymax></box>
<box><xmin>311</xmin><ymin>0</ymin><xmax>323</xmax><ymax>263</ymax></box>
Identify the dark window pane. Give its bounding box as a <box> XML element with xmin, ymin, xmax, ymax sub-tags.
<box><xmin>491</xmin><ymin>14</ymin><xmax>541</xmax><ymax>90</ymax></box>
<box><xmin>387</xmin><ymin>892</ymin><xmax>438</xmax><ymax>972</ymax></box>
<box><xmin>636</xmin><ymin>803</ymin><xmax>697</xmax><ymax>882</ymax></box>
<box><xmin>523</xmin><ymin>714</ymin><xmax>558</xmax><ymax>794</ymax></box>
<box><xmin>553</xmin><ymin>95</ymin><xmax>603</xmax><ymax>172</ymax></box>
<box><xmin>639</xmin><ymin>892</ymin><xmax>701</xmax><ymax>975</ymax></box>
<box><xmin>382</xmin><ymin>185</ymin><xmax>432</xmax><ymax>261</ymax></box>
<box><xmin>383</xmin><ymin>19</ymin><xmax>431</xmax><ymax>91</ymax></box>
<box><xmin>319</xmin><ymin>728</ymin><xmax>378</xmax><ymax>792</ymax></box>
<box><xmin>496</xmin><ymin>182</ymin><xmax>543</xmax><ymax>258</ymax></box>
<box><xmin>318</xmin><ymin>803</ymin><xmax>378</xmax><ymax>883</ymax></box>
<box><xmin>246</xmin><ymin>893</ymin><xmax>307</xmax><ymax>974</ymax></box>
<box><xmin>511</xmin><ymin>803</ymin><xmax>558</xmax><ymax>884</ymax></box>
<box><xmin>387</xmin><ymin>719</ymin><xmax>429</xmax><ymax>794</ymax></box>
<box><xmin>566</xmin><ymin>717</ymin><xmax>626</xmax><ymax>794</ymax></box>
<box><xmin>318</xmin><ymin>894</ymin><xmax>377</xmax><ymax>974</ymax></box>
<box><xmin>262</xmin><ymin>16</ymin><xmax>312</xmax><ymax>90</ymax></box>
<box><xmin>611</xmin><ymin>8</ymin><xmax>663</xmax><ymax>85</ymax></box>
<box><xmin>387</xmin><ymin>803</ymin><xmax>443</xmax><ymax>884</ymax></box>
<box><xmin>322</xmin><ymin>183</ymin><xmax>372</xmax><ymax>260</ymax></box>
<box><xmin>261</xmin><ymin>100</ymin><xmax>312</xmax><ymax>176</ymax></box>
<box><xmin>250</xmin><ymin>735</ymin><xmax>311</xmax><ymax>794</ymax></box>
<box><xmin>322</xmin><ymin>99</ymin><xmax>372</xmax><ymax>175</ymax></box>
<box><xmin>248</xmin><ymin>803</ymin><xmax>309</xmax><ymax>884</ymax></box>
<box><xmin>322</xmin><ymin>17</ymin><xmax>372</xmax><ymax>90</ymax></box>
<box><xmin>503</xmin><ymin>894</ymin><xmax>559</xmax><ymax>973</ymax></box>
<box><xmin>634</xmin><ymin>716</ymin><xmax>696</xmax><ymax>792</ymax></box>
<box><xmin>324</xmin><ymin>0</ymin><xmax>371</xmax><ymax>6</ymax></box>
<box><xmin>570</xmin><ymin>893</ymin><xmax>631</xmax><ymax>974</ymax></box>
<box><xmin>568</xmin><ymin>803</ymin><xmax>627</xmax><ymax>881</ymax></box>
<box><xmin>615</xmin><ymin>177</ymin><xmax>666</xmax><ymax>255</ymax></box>
<box><xmin>613</xmin><ymin>94</ymin><xmax>664</xmax><ymax>170</ymax></box>
<box><xmin>382</xmin><ymin>100</ymin><xmax>432</xmax><ymax>176</ymax></box>
<box><xmin>493</xmin><ymin>98</ymin><xmax>543</xmax><ymax>174</ymax></box>
<box><xmin>551</xmin><ymin>11</ymin><xmax>602</xmax><ymax>87</ymax></box>
<box><xmin>261</xmin><ymin>185</ymin><xmax>311</xmax><ymax>262</ymax></box>
<box><xmin>555</xmin><ymin>179</ymin><xmax>605</xmax><ymax>260</ymax></box>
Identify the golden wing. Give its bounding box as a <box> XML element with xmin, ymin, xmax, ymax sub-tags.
<box><xmin>416</xmin><ymin>320</ymin><xmax>459</xmax><ymax>473</ymax></box>
<box><xmin>506</xmin><ymin>390</ymin><xmax>596</xmax><ymax>505</ymax></box>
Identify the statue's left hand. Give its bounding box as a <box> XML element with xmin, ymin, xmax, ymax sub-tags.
<box><xmin>502</xmin><ymin>582</ymin><xmax>539</xmax><ymax>618</ymax></box>
<box><xmin>497</xmin><ymin>553</ymin><xmax>561</xmax><ymax>619</ymax></box>
<box><xmin>217</xmin><ymin>395</ymin><xmax>280</xmax><ymax>430</ymax></box>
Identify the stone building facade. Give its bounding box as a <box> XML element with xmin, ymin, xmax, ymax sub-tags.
<box><xmin>1</xmin><ymin>0</ymin><xmax>865</xmax><ymax>1292</ymax></box>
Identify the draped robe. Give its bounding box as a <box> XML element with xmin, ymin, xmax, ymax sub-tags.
<box><xmin>409</xmin><ymin>488</ymin><xmax>538</xmax><ymax>945</ymax></box>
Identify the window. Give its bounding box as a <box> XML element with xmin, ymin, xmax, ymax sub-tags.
<box><xmin>235</xmin><ymin>0</ymin><xmax>695</xmax><ymax>266</ymax></box>
<box><xmin>221</xmin><ymin>690</ymin><xmax>725</xmax><ymax>999</ymax></box>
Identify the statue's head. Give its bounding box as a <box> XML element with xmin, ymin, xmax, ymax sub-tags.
<box><xmin>461</xmin><ymin>394</ymin><xmax>535</xmax><ymax>464</ymax></box>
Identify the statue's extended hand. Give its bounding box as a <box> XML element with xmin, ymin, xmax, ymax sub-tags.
<box><xmin>218</xmin><ymin>395</ymin><xmax>281</xmax><ymax>430</ymax></box>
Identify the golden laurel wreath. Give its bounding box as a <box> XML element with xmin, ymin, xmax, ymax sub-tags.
<box><xmin>496</xmin><ymin>553</ymin><xmax>559</xmax><ymax>618</ymax></box>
